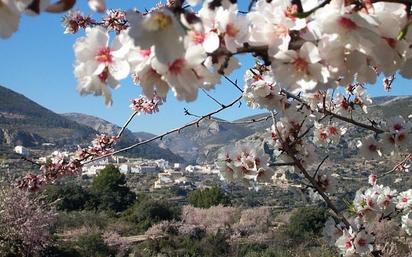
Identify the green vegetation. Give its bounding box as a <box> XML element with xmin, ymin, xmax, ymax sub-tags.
<box><xmin>122</xmin><ymin>194</ymin><xmax>180</xmax><ymax>234</ymax></box>
<box><xmin>42</xmin><ymin>165</ymin><xmax>135</xmax><ymax>213</ymax></box>
<box><xmin>75</xmin><ymin>233</ymin><xmax>115</xmax><ymax>257</ymax></box>
<box><xmin>132</xmin><ymin>233</ymin><xmax>230</xmax><ymax>257</ymax></box>
<box><xmin>187</xmin><ymin>186</ymin><xmax>230</xmax><ymax>208</ymax></box>
<box><xmin>43</xmin><ymin>183</ymin><xmax>92</xmax><ymax>211</ymax></box>
<box><xmin>286</xmin><ymin>207</ymin><xmax>329</xmax><ymax>240</ymax></box>
<box><xmin>90</xmin><ymin>165</ymin><xmax>136</xmax><ymax>212</ymax></box>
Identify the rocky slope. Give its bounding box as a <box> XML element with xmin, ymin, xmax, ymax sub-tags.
<box><xmin>160</xmin><ymin>96</ymin><xmax>412</xmax><ymax>163</ymax></box>
<box><xmin>0</xmin><ymin>85</ymin><xmax>95</xmax><ymax>147</ymax></box>
<box><xmin>62</xmin><ymin>113</ymin><xmax>185</xmax><ymax>163</ymax></box>
<box><xmin>0</xmin><ymin>86</ymin><xmax>184</xmax><ymax>163</ymax></box>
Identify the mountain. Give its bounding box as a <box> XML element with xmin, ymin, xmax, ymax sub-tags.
<box><xmin>2</xmin><ymin>84</ymin><xmax>409</xmax><ymax>164</ymax></box>
<box><xmin>63</xmin><ymin>113</ymin><xmax>135</xmax><ymax>140</ymax></box>
<box><xmin>160</xmin><ymin>96</ymin><xmax>412</xmax><ymax>163</ymax></box>
<box><xmin>0</xmin><ymin>86</ymin><xmax>184</xmax><ymax>163</ymax></box>
<box><xmin>133</xmin><ymin>132</ymin><xmax>157</xmax><ymax>141</ymax></box>
<box><xmin>159</xmin><ymin>117</ymin><xmax>258</xmax><ymax>163</ymax></box>
<box><xmin>0</xmin><ymin>85</ymin><xmax>95</xmax><ymax>147</ymax></box>
<box><xmin>62</xmin><ymin>113</ymin><xmax>185</xmax><ymax>163</ymax></box>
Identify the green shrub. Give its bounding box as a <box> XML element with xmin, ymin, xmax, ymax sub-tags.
<box><xmin>75</xmin><ymin>233</ymin><xmax>115</xmax><ymax>257</ymax></box>
<box><xmin>286</xmin><ymin>207</ymin><xmax>328</xmax><ymax>241</ymax></box>
<box><xmin>132</xmin><ymin>233</ymin><xmax>229</xmax><ymax>257</ymax></box>
<box><xmin>91</xmin><ymin>165</ymin><xmax>135</xmax><ymax>212</ymax></box>
<box><xmin>56</xmin><ymin>211</ymin><xmax>110</xmax><ymax>231</ymax></box>
<box><xmin>187</xmin><ymin>187</ymin><xmax>230</xmax><ymax>208</ymax></box>
<box><xmin>123</xmin><ymin>195</ymin><xmax>180</xmax><ymax>233</ymax></box>
<box><xmin>42</xmin><ymin>183</ymin><xmax>92</xmax><ymax>211</ymax></box>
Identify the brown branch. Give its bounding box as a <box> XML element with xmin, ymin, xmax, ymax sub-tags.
<box><xmin>322</xmin><ymin>108</ymin><xmax>385</xmax><ymax>134</ymax></box>
<box><xmin>117</xmin><ymin>111</ymin><xmax>139</xmax><ymax>139</ymax></box>
<box><xmin>20</xmin><ymin>156</ymin><xmax>42</xmax><ymax>167</ymax></box>
<box><xmin>290</xmin><ymin>154</ymin><xmax>351</xmax><ymax>228</ymax></box>
<box><xmin>201</xmin><ymin>89</ymin><xmax>225</xmax><ymax>108</ymax></box>
<box><xmin>82</xmin><ymin>95</ymin><xmax>243</xmax><ymax>165</ymax></box>
<box><xmin>280</xmin><ymin>88</ymin><xmax>385</xmax><ymax>134</ymax></box>
<box><xmin>313</xmin><ymin>155</ymin><xmax>329</xmax><ymax>179</ymax></box>
<box><xmin>269</xmin><ymin>162</ymin><xmax>296</xmax><ymax>167</ymax></box>
<box><xmin>271</xmin><ymin>115</ymin><xmax>350</xmax><ymax>228</ymax></box>
<box><xmin>46</xmin><ymin>0</ymin><xmax>76</xmax><ymax>13</ymax></box>
<box><xmin>223</xmin><ymin>75</ymin><xmax>244</xmax><ymax>93</ymax></box>
<box><xmin>378</xmin><ymin>153</ymin><xmax>412</xmax><ymax>178</ymax></box>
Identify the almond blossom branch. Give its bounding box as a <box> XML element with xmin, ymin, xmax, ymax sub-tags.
<box><xmin>378</xmin><ymin>153</ymin><xmax>412</xmax><ymax>178</ymax></box>
<box><xmin>271</xmin><ymin>116</ymin><xmax>350</xmax><ymax>228</ymax></box>
<box><xmin>289</xmin><ymin>153</ymin><xmax>351</xmax><ymax>228</ymax></box>
<box><xmin>321</xmin><ymin>107</ymin><xmax>385</xmax><ymax>134</ymax></box>
<box><xmin>83</xmin><ymin>95</ymin><xmax>243</xmax><ymax>165</ymax></box>
<box><xmin>184</xmin><ymin>110</ymin><xmax>272</xmax><ymax>125</ymax></box>
<box><xmin>280</xmin><ymin>88</ymin><xmax>385</xmax><ymax>134</ymax></box>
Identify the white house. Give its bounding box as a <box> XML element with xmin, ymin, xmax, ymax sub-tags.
<box><xmin>14</xmin><ymin>146</ymin><xmax>29</xmax><ymax>157</ymax></box>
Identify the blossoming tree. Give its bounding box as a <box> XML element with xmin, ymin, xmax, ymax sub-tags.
<box><xmin>2</xmin><ymin>0</ymin><xmax>412</xmax><ymax>255</ymax></box>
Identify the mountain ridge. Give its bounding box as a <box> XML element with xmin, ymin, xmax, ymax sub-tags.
<box><xmin>0</xmin><ymin>86</ymin><xmax>185</xmax><ymax>163</ymax></box>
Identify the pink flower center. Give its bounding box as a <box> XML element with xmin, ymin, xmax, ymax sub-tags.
<box><xmin>387</xmin><ymin>135</ymin><xmax>396</xmax><ymax>144</ymax></box>
<box><xmin>384</xmin><ymin>37</ymin><xmax>397</xmax><ymax>48</ymax></box>
<box><xmin>226</xmin><ymin>23</ymin><xmax>239</xmax><ymax>37</ymax></box>
<box><xmin>403</xmin><ymin>197</ymin><xmax>408</xmax><ymax>202</ymax></box>
<box><xmin>319</xmin><ymin>131</ymin><xmax>328</xmax><ymax>140</ymax></box>
<box><xmin>393</xmin><ymin>123</ymin><xmax>403</xmax><ymax>131</ymax></box>
<box><xmin>328</xmin><ymin>127</ymin><xmax>338</xmax><ymax>135</ymax></box>
<box><xmin>192</xmin><ymin>31</ymin><xmax>206</xmax><ymax>45</ymax></box>
<box><xmin>140</xmin><ymin>48</ymin><xmax>152</xmax><ymax>58</ymax></box>
<box><xmin>96</xmin><ymin>47</ymin><xmax>113</xmax><ymax>63</ymax></box>
<box><xmin>345</xmin><ymin>241</ymin><xmax>353</xmax><ymax>249</ymax></box>
<box><xmin>169</xmin><ymin>59</ymin><xmax>186</xmax><ymax>75</ymax></box>
<box><xmin>98</xmin><ymin>69</ymin><xmax>109</xmax><ymax>82</ymax></box>
<box><xmin>357</xmin><ymin>238</ymin><xmax>366</xmax><ymax>247</ymax></box>
<box><xmin>340</xmin><ymin>99</ymin><xmax>349</xmax><ymax>110</ymax></box>
<box><xmin>284</xmin><ymin>4</ymin><xmax>298</xmax><ymax>20</ymax></box>
<box><xmin>293</xmin><ymin>57</ymin><xmax>308</xmax><ymax>72</ymax></box>
<box><xmin>338</xmin><ymin>17</ymin><xmax>357</xmax><ymax>30</ymax></box>
<box><xmin>368</xmin><ymin>144</ymin><xmax>377</xmax><ymax>152</ymax></box>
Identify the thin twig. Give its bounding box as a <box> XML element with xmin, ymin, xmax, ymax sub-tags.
<box><xmin>201</xmin><ymin>89</ymin><xmax>225</xmax><ymax>107</ymax></box>
<box><xmin>378</xmin><ymin>153</ymin><xmax>412</xmax><ymax>178</ymax></box>
<box><xmin>117</xmin><ymin>111</ymin><xmax>139</xmax><ymax>138</ymax></box>
<box><xmin>313</xmin><ymin>155</ymin><xmax>329</xmax><ymax>179</ymax></box>
<box><xmin>20</xmin><ymin>156</ymin><xmax>42</xmax><ymax>167</ymax></box>
<box><xmin>291</xmin><ymin>154</ymin><xmax>351</xmax><ymax>228</ymax></box>
<box><xmin>184</xmin><ymin>111</ymin><xmax>272</xmax><ymax>125</ymax></box>
<box><xmin>83</xmin><ymin>95</ymin><xmax>243</xmax><ymax>165</ymax></box>
<box><xmin>269</xmin><ymin>162</ymin><xmax>296</xmax><ymax>167</ymax></box>
<box><xmin>223</xmin><ymin>75</ymin><xmax>244</xmax><ymax>93</ymax></box>
<box><xmin>248</xmin><ymin>0</ymin><xmax>257</xmax><ymax>11</ymax></box>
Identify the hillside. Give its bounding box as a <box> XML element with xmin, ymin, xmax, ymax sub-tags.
<box><xmin>62</xmin><ymin>113</ymin><xmax>185</xmax><ymax>163</ymax></box>
<box><xmin>0</xmin><ymin>85</ymin><xmax>95</xmax><ymax>147</ymax></box>
<box><xmin>1</xmin><ymin>84</ymin><xmax>409</xmax><ymax>164</ymax></box>
<box><xmin>0</xmin><ymin>86</ymin><xmax>185</xmax><ymax>163</ymax></box>
<box><xmin>160</xmin><ymin>96</ymin><xmax>412</xmax><ymax>163</ymax></box>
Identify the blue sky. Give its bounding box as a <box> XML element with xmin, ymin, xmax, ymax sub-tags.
<box><xmin>0</xmin><ymin>0</ymin><xmax>411</xmax><ymax>134</ymax></box>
